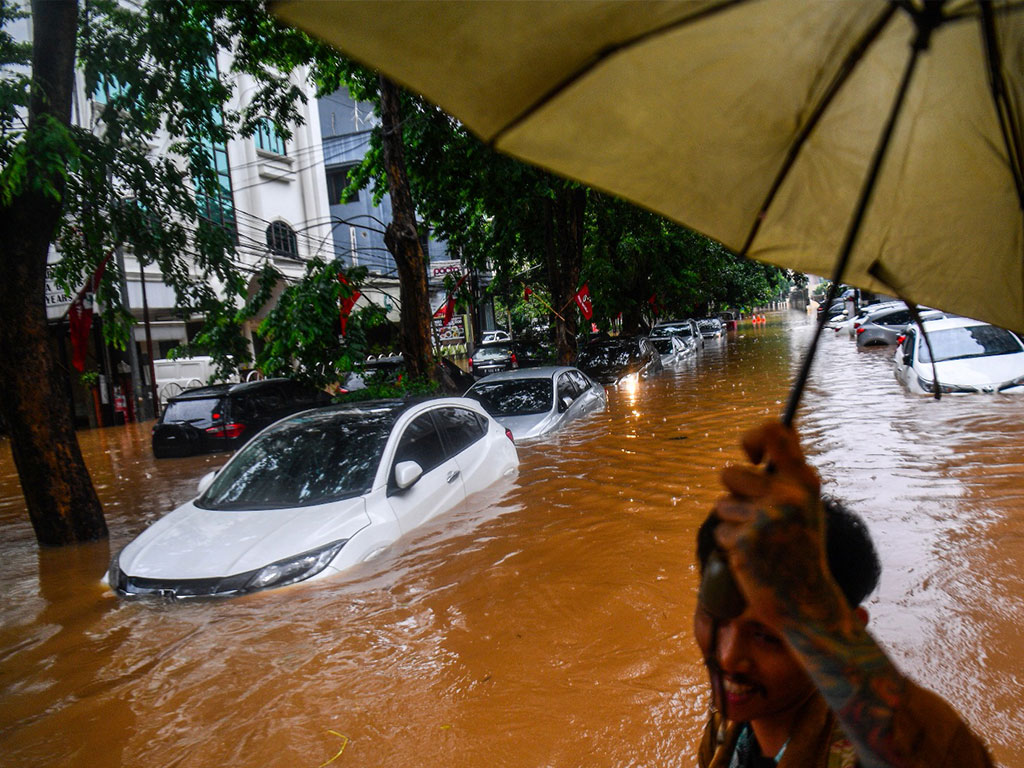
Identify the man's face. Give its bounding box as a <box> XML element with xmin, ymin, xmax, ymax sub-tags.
<box><xmin>693</xmin><ymin>603</ymin><xmax>815</xmax><ymax>725</ymax></box>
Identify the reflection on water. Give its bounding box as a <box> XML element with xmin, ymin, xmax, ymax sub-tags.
<box><xmin>0</xmin><ymin>312</ymin><xmax>1021</xmax><ymax>767</ymax></box>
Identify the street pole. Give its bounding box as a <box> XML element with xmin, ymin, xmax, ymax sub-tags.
<box><xmin>138</xmin><ymin>260</ymin><xmax>159</xmax><ymax>419</ymax></box>
<box><xmin>114</xmin><ymin>244</ymin><xmax>147</xmax><ymax>422</ymax></box>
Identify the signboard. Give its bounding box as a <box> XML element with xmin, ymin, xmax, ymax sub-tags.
<box><xmin>432</xmin><ymin>315</ymin><xmax>466</xmax><ymax>345</ymax></box>
<box><xmin>428</xmin><ymin>259</ymin><xmax>464</xmax><ymax>285</ymax></box>
<box><xmin>45</xmin><ymin>264</ymin><xmax>72</xmax><ymax>319</ymax></box>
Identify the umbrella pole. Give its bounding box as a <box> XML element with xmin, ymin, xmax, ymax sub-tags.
<box><xmin>780</xmin><ymin>8</ymin><xmax>937</xmax><ymax>427</ymax></box>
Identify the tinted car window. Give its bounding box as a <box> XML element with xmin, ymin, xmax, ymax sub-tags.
<box><xmin>467</xmin><ymin>380</ymin><xmax>552</xmax><ymax>416</ymax></box>
<box><xmin>162</xmin><ymin>397</ymin><xmax>221</xmax><ymax>423</ymax></box>
<box><xmin>473</xmin><ymin>344</ymin><xmax>513</xmax><ymax>362</ymax></box>
<box><xmin>198</xmin><ymin>409</ymin><xmax>396</xmax><ymax>510</ymax></box>
<box><xmin>577</xmin><ymin>343</ymin><xmax>632</xmax><ymax>367</ymax></box>
<box><xmin>392</xmin><ymin>413</ymin><xmax>447</xmax><ymax>478</ymax></box>
<box><xmin>877</xmin><ymin>310</ymin><xmax>911</xmax><ymax>326</ymax></box>
<box><xmin>919</xmin><ymin>326</ymin><xmax>1024</xmax><ymax>363</ymax></box>
<box><xmin>435</xmin><ymin>407</ymin><xmax>488</xmax><ymax>455</ymax></box>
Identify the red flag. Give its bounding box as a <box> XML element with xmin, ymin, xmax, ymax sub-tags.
<box><xmin>338</xmin><ymin>274</ymin><xmax>361</xmax><ymax>337</ymax></box>
<box><xmin>435</xmin><ymin>273</ymin><xmax>468</xmax><ymax>327</ymax></box>
<box><xmin>573</xmin><ymin>283</ymin><xmax>593</xmax><ymax>320</ymax></box>
<box><xmin>524</xmin><ymin>285</ymin><xmax>533</xmax><ymax>301</ymax></box>
<box><xmin>648</xmin><ymin>292</ymin><xmax>660</xmax><ymax>318</ymax></box>
<box><xmin>68</xmin><ymin>254</ymin><xmax>111</xmax><ymax>372</ymax></box>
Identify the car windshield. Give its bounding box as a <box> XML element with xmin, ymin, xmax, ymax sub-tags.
<box><xmin>466</xmin><ymin>379</ymin><xmax>552</xmax><ymax>416</ymax></box>
<box><xmin>474</xmin><ymin>344</ymin><xmax>512</xmax><ymax>361</ymax></box>
<box><xmin>919</xmin><ymin>326</ymin><xmax>1024</xmax><ymax>364</ymax></box>
<box><xmin>577</xmin><ymin>343</ymin><xmax>636</xmax><ymax>367</ymax></box>
<box><xmin>162</xmin><ymin>397</ymin><xmax>220</xmax><ymax>423</ymax></box>
<box><xmin>653</xmin><ymin>324</ymin><xmax>692</xmax><ymax>339</ymax></box>
<box><xmin>697</xmin><ymin>320</ymin><xmax>718</xmax><ymax>330</ymax></box>
<box><xmin>197</xmin><ymin>406</ymin><xmax>401</xmax><ymax>510</ymax></box>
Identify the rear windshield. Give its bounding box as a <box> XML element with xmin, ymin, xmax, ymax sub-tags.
<box><xmin>162</xmin><ymin>397</ymin><xmax>221</xmax><ymax>424</ymax></box>
<box><xmin>198</xmin><ymin>407</ymin><xmax>399</xmax><ymax>510</ymax></box>
<box><xmin>466</xmin><ymin>379</ymin><xmax>552</xmax><ymax>416</ymax></box>
<box><xmin>919</xmin><ymin>326</ymin><xmax>1024</xmax><ymax>364</ymax></box>
<box><xmin>473</xmin><ymin>345</ymin><xmax>512</xmax><ymax>361</ymax></box>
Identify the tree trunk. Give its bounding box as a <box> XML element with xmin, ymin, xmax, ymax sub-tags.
<box><xmin>544</xmin><ymin>182</ymin><xmax>586</xmax><ymax>364</ymax></box>
<box><xmin>378</xmin><ymin>76</ymin><xmax>434</xmax><ymax>381</ymax></box>
<box><xmin>0</xmin><ymin>0</ymin><xmax>107</xmax><ymax>546</ymax></box>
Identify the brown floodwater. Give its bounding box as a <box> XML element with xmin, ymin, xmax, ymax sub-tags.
<box><xmin>1</xmin><ymin>312</ymin><xmax>1022</xmax><ymax>767</ymax></box>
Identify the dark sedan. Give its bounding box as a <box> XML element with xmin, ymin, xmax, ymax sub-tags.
<box><xmin>575</xmin><ymin>336</ymin><xmax>663</xmax><ymax>384</ymax></box>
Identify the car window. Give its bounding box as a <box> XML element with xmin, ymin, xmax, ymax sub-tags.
<box><xmin>434</xmin><ymin>407</ymin><xmax>488</xmax><ymax>456</ymax></box>
<box><xmin>473</xmin><ymin>344</ymin><xmax>512</xmax><ymax>362</ymax></box>
<box><xmin>162</xmin><ymin>397</ymin><xmax>220</xmax><ymax>424</ymax></box>
<box><xmin>902</xmin><ymin>329</ymin><xmax>917</xmax><ymax>361</ymax></box>
<box><xmin>557</xmin><ymin>372</ymin><xmax>580</xmax><ymax>406</ymax></box>
<box><xmin>392</xmin><ymin>413</ymin><xmax>447</xmax><ymax>481</ymax></box>
<box><xmin>919</xmin><ymin>325</ymin><xmax>1024</xmax><ymax>364</ymax></box>
<box><xmin>877</xmin><ymin>310</ymin><xmax>911</xmax><ymax>326</ymax></box>
<box><xmin>198</xmin><ymin>408</ymin><xmax>396</xmax><ymax>510</ymax></box>
<box><xmin>466</xmin><ymin>380</ymin><xmax>552</xmax><ymax>416</ymax></box>
<box><xmin>569</xmin><ymin>371</ymin><xmax>592</xmax><ymax>392</ymax></box>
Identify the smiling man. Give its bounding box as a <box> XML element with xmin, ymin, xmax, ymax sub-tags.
<box><xmin>694</xmin><ymin>422</ymin><xmax>993</xmax><ymax>768</ymax></box>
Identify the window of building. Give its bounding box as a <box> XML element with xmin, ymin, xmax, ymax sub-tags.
<box><xmin>267</xmin><ymin>221</ymin><xmax>298</xmax><ymax>258</ymax></box>
<box><xmin>326</xmin><ymin>164</ymin><xmax>361</xmax><ymax>205</ymax></box>
<box><xmin>255</xmin><ymin>119</ymin><xmax>287</xmax><ymax>156</ymax></box>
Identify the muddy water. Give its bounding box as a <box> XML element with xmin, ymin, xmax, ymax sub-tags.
<box><xmin>1</xmin><ymin>312</ymin><xmax>1022</xmax><ymax>768</ymax></box>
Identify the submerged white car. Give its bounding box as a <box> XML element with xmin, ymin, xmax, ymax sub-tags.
<box><xmin>464</xmin><ymin>366</ymin><xmax>605</xmax><ymax>440</ymax></box>
<box><xmin>107</xmin><ymin>398</ymin><xmax>518</xmax><ymax>597</ymax></box>
<box><xmin>894</xmin><ymin>317</ymin><xmax>1024</xmax><ymax>394</ymax></box>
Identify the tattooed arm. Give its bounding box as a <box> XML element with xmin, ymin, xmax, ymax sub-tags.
<box><xmin>711</xmin><ymin>422</ymin><xmax>990</xmax><ymax>768</ymax></box>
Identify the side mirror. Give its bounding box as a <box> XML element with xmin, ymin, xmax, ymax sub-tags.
<box><xmin>559</xmin><ymin>395</ymin><xmax>574</xmax><ymax>412</ymax></box>
<box><xmin>196</xmin><ymin>469</ymin><xmax>217</xmax><ymax>496</ymax></box>
<box><xmin>393</xmin><ymin>460</ymin><xmax>423</xmax><ymax>490</ymax></box>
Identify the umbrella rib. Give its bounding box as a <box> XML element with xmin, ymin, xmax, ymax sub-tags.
<box><xmin>489</xmin><ymin>0</ymin><xmax>756</xmax><ymax>148</ymax></box>
<box><xmin>979</xmin><ymin>0</ymin><xmax>1024</xmax><ymax>212</ymax></box>
<box><xmin>738</xmin><ymin>2</ymin><xmax>899</xmax><ymax>258</ymax></box>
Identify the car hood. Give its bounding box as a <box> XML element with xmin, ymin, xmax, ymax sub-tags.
<box><xmin>930</xmin><ymin>353</ymin><xmax>1024</xmax><ymax>388</ymax></box>
<box><xmin>118</xmin><ymin>497</ymin><xmax>372</xmax><ymax>579</ymax></box>
<box><xmin>494</xmin><ymin>411</ymin><xmax>557</xmax><ymax>440</ymax></box>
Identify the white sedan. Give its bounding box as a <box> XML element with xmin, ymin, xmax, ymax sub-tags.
<box><xmin>107</xmin><ymin>398</ymin><xmax>518</xmax><ymax>597</ymax></box>
<box><xmin>894</xmin><ymin>317</ymin><xmax>1024</xmax><ymax>394</ymax></box>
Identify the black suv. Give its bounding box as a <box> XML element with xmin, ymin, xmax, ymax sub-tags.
<box><xmin>152</xmin><ymin>378</ymin><xmax>331</xmax><ymax>458</ymax></box>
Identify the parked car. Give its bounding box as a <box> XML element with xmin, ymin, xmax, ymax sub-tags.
<box><xmin>338</xmin><ymin>354</ymin><xmax>404</xmax><ymax>393</ymax></box>
<box><xmin>480</xmin><ymin>330</ymin><xmax>512</xmax><ymax>344</ymax></box>
<box><xmin>110</xmin><ymin>398</ymin><xmax>519</xmax><ymax>597</ymax></box>
<box><xmin>816</xmin><ymin>296</ymin><xmax>846</xmax><ymax>321</ymax></box>
<box><xmin>843</xmin><ymin>300</ymin><xmax>905</xmax><ymax>337</ymax></box>
<box><xmin>464</xmin><ymin>366</ymin><xmax>605</xmax><ymax>440</ymax></box>
<box><xmin>651</xmin><ymin>319</ymin><xmax>704</xmax><ymax>350</ymax></box>
<box><xmin>697</xmin><ymin>317</ymin><xmax>724</xmax><ymax>339</ymax></box>
<box><xmin>648</xmin><ymin>333</ymin><xmax>693</xmax><ymax>365</ymax></box>
<box><xmin>575</xmin><ymin>336</ymin><xmax>663</xmax><ymax>384</ymax></box>
<box><xmin>855</xmin><ymin>306</ymin><xmax>948</xmax><ymax>348</ymax></box>
<box><xmin>469</xmin><ymin>341</ymin><xmax>530</xmax><ymax>379</ymax></box>
<box><xmin>894</xmin><ymin>317</ymin><xmax>1024</xmax><ymax>394</ymax></box>
<box><xmin>718</xmin><ymin>311</ymin><xmax>739</xmax><ymax>331</ymax></box>
<box><xmin>151</xmin><ymin>379</ymin><xmax>331</xmax><ymax>459</ymax></box>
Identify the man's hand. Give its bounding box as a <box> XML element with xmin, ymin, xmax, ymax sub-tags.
<box><xmin>711</xmin><ymin>421</ymin><xmax>849</xmax><ymax>630</ymax></box>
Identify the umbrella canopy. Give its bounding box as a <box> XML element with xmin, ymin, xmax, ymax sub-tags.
<box><xmin>275</xmin><ymin>0</ymin><xmax>1023</xmax><ymax>333</ymax></box>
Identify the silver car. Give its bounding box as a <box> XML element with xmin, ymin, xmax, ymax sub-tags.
<box><xmin>464</xmin><ymin>366</ymin><xmax>606</xmax><ymax>440</ymax></box>
<box><xmin>648</xmin><ymin>333</ymin><xmax>694</xmax><ymax>365</ymax></box>
<box><xmin>652</xmin><ymin>319</ymin><xmax>704</xmax><ymax>350</ymax></box>
<box><xmin>855</xmin><ymin>305</ymin><xmax>948</xmax><ymax>348</ymax></box>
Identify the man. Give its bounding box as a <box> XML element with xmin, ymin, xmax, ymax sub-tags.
<box><xmin>695</xmin><ymin>421</ymin><xmax>992</xmax><ymax>768</ymax></box>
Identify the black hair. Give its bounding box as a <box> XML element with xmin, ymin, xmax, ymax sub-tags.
<box><xmin>696</xmin><ymin>497</ymin><xmax>881</xmax><ymax>608</ymax></box>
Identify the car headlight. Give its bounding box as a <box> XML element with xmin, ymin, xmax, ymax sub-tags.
<box><xmin>244</xmin><ymin>539</ymin><xmax>348</xmax><ymax>592</ymax></box>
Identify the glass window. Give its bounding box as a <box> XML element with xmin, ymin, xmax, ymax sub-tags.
<box><xmin>435</xmin><ymin>407</ymin><xmax>487</xmax><ymax>456</ymax></box>
<box><xmin>919</xmin><ymin>326</ymin><xmax>1024</xmax><ymax>364</ymax></box>
<box><xmin>391</xmin><ymin>413</ymin><xmax>447</xmax><ymax>486</ymax></box>
<box><xmin>198</xmin><ymin>408</ymin><xmax>397</xmax><ymax>510</ymax></box>
<box><xmin>569</xmin><ymin>371</ymin><xmax>593</xmax><ymax>392</ymax></box>
<box><xmin>472</xmin><ymin>344</ymin><xmax>513</xmax><ymax>362</ymax></box>
<box><xmin>326</xmin><ymin>164</ymin><xmax>360</xmax><ymax>204</ymax></box>
<box><xmin>162</xmin><ymin>397</ymin><xmax>220</xmax><ymax>424</ymax></box>
<box><xmin>557</xmin><ymin>372</ymin><xmax>580</xmax><ymax>407</ymax></box>
<box><xmin>466</xmin><ymin>380</ymin><xmax>551</xmax><ymax>416</ymax></box>
<box><xmin>878</xmin><ymin>310</ymin><xmax>910</xmax><ymax>326</ymax></box>
<box><xmin>267</xmin><ymin>221</ymin><xmax>298</xmax><ymax>257</ymax></box>
<box><xmin>255</xmin><ymin>119</ymin><xmax>287</xmax><ymax>155</ymax></box>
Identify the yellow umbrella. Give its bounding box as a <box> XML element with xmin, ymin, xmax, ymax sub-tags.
<box><xmin>274</xmin><ymin>0</ymin><xmax>1023</xmax><ymax>337</ymax></box>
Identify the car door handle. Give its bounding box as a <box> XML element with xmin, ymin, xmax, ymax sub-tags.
<box><xmin>446</xmin><ymin>470</ymin><xmax>461</xmax><ymax>483</ymax></box>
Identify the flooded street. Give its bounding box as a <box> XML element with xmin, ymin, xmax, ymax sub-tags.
<box><xmin>1</xmin><ymin>311</ymin><xmax>1022</xmax><ymax>768</ymax></box>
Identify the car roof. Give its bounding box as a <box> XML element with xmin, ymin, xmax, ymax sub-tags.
<box><xmin>915</xmin><ymin>316</ymin><xmax>997</xmax><ymax>333</ymax></box>
<box><xmin>467</xmin><ymin>366</ymin><xmax>578</xmax><ymax>384</ymax></box>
